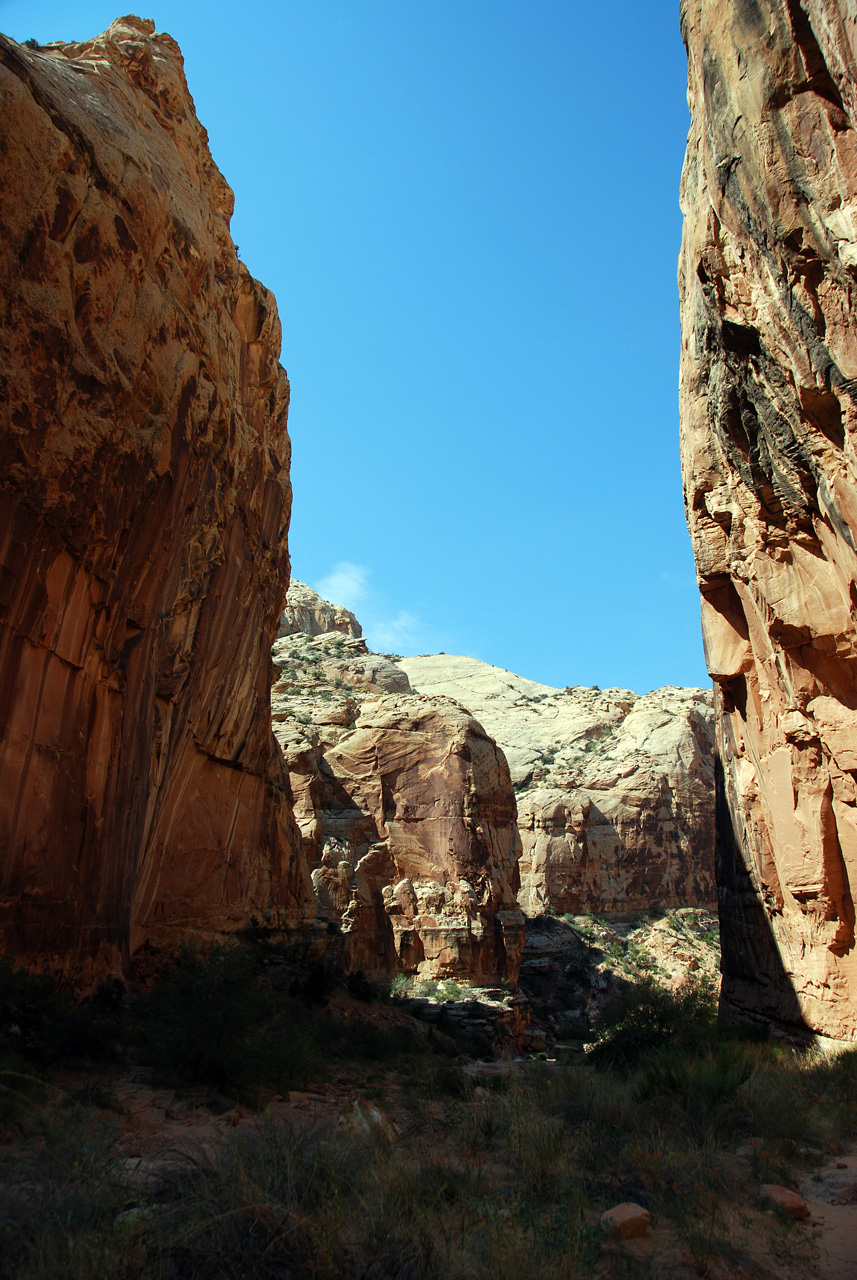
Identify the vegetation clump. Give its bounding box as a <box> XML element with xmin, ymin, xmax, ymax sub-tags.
<box><xmin>0</xmin><ymin>947</ymin><xmax>855</xmax><ymax>1278</ymax></box>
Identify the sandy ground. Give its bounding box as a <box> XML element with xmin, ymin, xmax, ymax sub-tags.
<box><xmin>103</xmin><ymin>1068</ymin><xmax>856</xmax><ymax>1280</ymax></box>
<box><xmin>800</xmin><ymin>1150</ymin><xmax>857</xmax><ymax>1280</ymax></box>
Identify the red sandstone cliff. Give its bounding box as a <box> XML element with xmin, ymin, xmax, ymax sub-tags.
<box><xmin>272</xmin><ymin>592</ymin><xmax>525</xmax><ymax>983</ymax></box>
<box><xmin>680</xmin><ymin>0</ymin><xmax>857</xmax><ymax>1038</ymax></box>
<box><xmin>0</xmin><ymin>17</ymin><xmax>308</xmax><ymax>975</ymax></box>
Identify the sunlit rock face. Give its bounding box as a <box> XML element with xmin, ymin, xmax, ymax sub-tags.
<box><xmin>680</xmin><ymin>0</ymin><xmax>857</xmax><ymax>1038</ymax></box>
<box><xmin>399</xmin><ymin>656</ymin><xmax>716</xmax><ymax>917</ymax></box>
<box><xmin>277</xmin><ymin>580</ymin><xmax>362</xmax><ymax>640</ymax></box>
<box><xmin>271</xmin><ymin>585</ymin><xmax>525</xmax><ymax>983</ymax></box>
<box><xmin>0</xmin><ymin>19</ymin><xmax>309</xmax><ymax>975</ymax></box>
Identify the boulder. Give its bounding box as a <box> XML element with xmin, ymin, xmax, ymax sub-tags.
<box><xmin>759</xmin><ymin>1185</ymin><xmax>811</xmax><ymax>1221</ymax></box>
<box><xmin>680</xmin><ymin>0</ymin><xmax>857</xmax><ymax>1039</ymax></box>
<box><xmin>600</xmin><ymin>1202</ymin><xmax>651</xmax><ymax>1239</ymax></box>
<box><xmin>0</xmin><ymin>19</ymin><xmax>309</xmax><ymax>974</ymax></box>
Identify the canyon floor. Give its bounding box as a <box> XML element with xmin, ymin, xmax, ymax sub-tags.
<box><xmin>1</xmin><ymin>912</ymin><xmax>855</xmax><ymax>1280</ymax></box>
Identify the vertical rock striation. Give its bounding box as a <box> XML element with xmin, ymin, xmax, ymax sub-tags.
<box><xmin>680</xmin><ymin>0</ymin><xmax>857</xmax><ymax>1037</ymax></box>
<box><xmin>0</xmin><ymin>18</ymin><xmax>308</xmax><ymax>975</ymax></box>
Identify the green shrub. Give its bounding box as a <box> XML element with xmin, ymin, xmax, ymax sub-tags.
<box><xmin>0</xmin><ymin>955</ymin><xmax>63</xmax><ymax>1050</ymax></box>
<box><xmin>388</xmin><ymin>971</ymin><xmax>414</xmax><ymax>998</ymax></box>
<box><xmin>346</xmin><ymin>969</ymin><xmax>376</xmax><ymax>1001</ymax></box>
<box><xmin>288</xmin><ymin>961</ymin><xmax>336</xmax><ymax>1006</ymax></box>
<box><xmin>636</xmin><ymin>1039</ymin><xmax>755</xmax><ymax>1113</ymax></box>
<box><xmin>131</xmin><ymin>941</ymin><xmax>273</xmax><ymax>1085</ymax></box>
<box><xmin>315</xmin><ymin>1011</ymin><xmax>417</xmax><ymax>1062</ymax></box>
<box><xmin>590</xmin><ymin>975</ymin><xmax>717</xmax><ymax>1069</ymax></box>
<box><xmin>0</xmin><ymin>957</ymin><xmax>122</xmax><ymax>1066</ymax></box>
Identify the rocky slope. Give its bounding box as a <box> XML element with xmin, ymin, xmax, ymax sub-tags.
<box><xmin>399</xmin><ymin>656</ymin><xmax>716</xmax><ymax>915</ymax></box>
<box><xmin>680</xmin><ymin>0</ymin><xmax>857</xmax><ymax>1038</ymax></box>
<box><xmin>271</xmin><ymin>590</ymin><xmax>525</xmax><ymax>982</ymax></box>
<box><xmin>0</xmin><ymin>19</ymin><xmax>308</xmax><ymax>975</ymax></box>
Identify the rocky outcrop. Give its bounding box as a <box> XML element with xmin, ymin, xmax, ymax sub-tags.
<box><xmin>399</xmin><ymin>656</ymin><xmax>716</xmax><ymax>916</ymax></box>
<box><xmin>277</xmin><ymin>580</ymin><xmax>362</xmax><ymax>640</ymax></box>
<box><xmin>271</xmin><ymin>632</ymin><xmax>525</xmax><ymax>982</ymax></box>
<box><xmin>0</xmin><ymin>19</ymin><xmax>308</xmax><ymax>975</ymax></box>
<box><xmin>680</xmin><ymin>0</ymin><xmax>857</xmax><ymax>1038</ymax></box>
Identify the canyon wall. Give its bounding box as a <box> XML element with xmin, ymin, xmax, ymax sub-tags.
<box><xmin>271</xmin><ymin>586</ymin><xmax>526</xmax><ymax>982</ymax></box>
<box><xmin>0</xmin><ymin>18</ymin><xmax>308</xmax><ymax>975</ymax></box>
<box><xmin>400</xmin><ymin>656</ymin><xmax>716</xmax><ymax>917</ymax></box>
<box><xmin>680</xmin><ymin>0</ymin><xmax>857</xmax><ymax>1037</ymax></box>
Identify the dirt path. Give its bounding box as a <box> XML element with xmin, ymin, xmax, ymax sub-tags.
<box><xmin>800</xmin><ymin>1150</ymin><xmax>857</xmax><ymax>1280</ymax></box>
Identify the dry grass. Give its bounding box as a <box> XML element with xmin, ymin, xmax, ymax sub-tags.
<box><xmin>0</xmin><ymin>954</ymin><xmax>855</xmax><ymax>1279</ymax></box>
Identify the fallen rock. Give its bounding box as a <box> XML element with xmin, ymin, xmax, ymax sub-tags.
<box><xmin>759</xmin><ymin>1185</ymin><xmax>811</xmax><ymax>1221</ymax></box>
<box><xmin>339</xmin><ymin>1098</ymin><xmax>399</xmax><ymax>1145</ymax></box>
<box><xmin>600</xmin><ymin>1202</ymin><xmax>651</xmax><ymax>1239</ymax></box>
<box><xmin>680</xmin><ymin>0</ymin><xmax>857</xmax><ymax>1038</ymax></box>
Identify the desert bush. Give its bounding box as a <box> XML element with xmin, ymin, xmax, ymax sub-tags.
<box><xmin>315</xmin><ymin>1009</ymin><xmax>418</xmax><ymax>1062</ymax></box>
<box><xmin>590</xmin><ymin>975</ymin><xmax>717</xmax><ymax>1068</ymax></box>
<box><xmin>0</xmin><ymin>955</ymin><xmax>64</xmax><ymax>1053</ymax></box>
<box><xmin>345</xmin><ymin>968</ymin><xmax>376</xmax><ymax>1001</ymax></box>
<box><xmin>636</xmin><ymin>1038</ymin><xmax>756</xmax><ymax>1112</ymax></box>
<box><xmin>0</xmin><ymin>957</ymin><xmax>123</xmax><ymax>1066</ymax></box>
<box><xmin>0</xmin><ymin>1108</ymin><xmax>129</xmax><ymax>1280</ymax></box>
<box><xmin>131</xmin><ymin>941</ymin><xmax>273</xmax><ymax>1085</ymax></box>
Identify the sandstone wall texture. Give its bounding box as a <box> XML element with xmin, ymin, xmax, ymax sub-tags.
<box><xmin>277</xmin><ymin>579</ymin><xmax>362</xmax><ymax>641</ymax></box>
<box><xmin>400</xmin><ymin>656</ymin><xmax>716</xmax><ymax>917</ymax></box>
<box><xmin>680</xmin><ymin>0</ymin><xmax>857</xmax><ymax>1037</ymax></box>
<box><xmin>0</xmin><ymin>19</ymin><xmax>308</xmax><ymax>975</ymax></box>
<box><xmin>271</xmin><ymin>588</ymin><xmax>525</xmax><ymax>982</ymax></box>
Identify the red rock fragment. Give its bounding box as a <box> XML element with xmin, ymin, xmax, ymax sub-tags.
<box><xmin>600</xmin><ymin>1202</ymin><xmax>651</xmax><ymax>1239</ymax></box>
<box><xmin>760</xmin><ymin>1185</ymin><xmax>811</xmax><ymax>1220</ymax></box>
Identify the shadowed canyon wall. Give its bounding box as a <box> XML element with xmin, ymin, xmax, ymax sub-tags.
<box><xmin>680</xmin><ymin>0</ymin><xmax>857</xmax><ymax>1038</ymax></box>
<box><xmin>0</xmin><ymin>18</ymin><xmax>309</xmax><ymax>975</ymax></box>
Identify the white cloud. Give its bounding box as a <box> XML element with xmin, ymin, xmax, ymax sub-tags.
<box><xmin>314</xmin><ymin>561</ymin><xmax>369</xmax><ymax>612</ymax></box>
<box><xmin>367</xmin><ymin>610</ymin><xmax>423</xmax><ymax>653</ymax></box>
<box><xmin>311</xmin><ymin>563</ymin><xmax>438</xmax><ymax>656</ymax></box>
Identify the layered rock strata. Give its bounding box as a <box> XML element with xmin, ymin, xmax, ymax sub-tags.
<box><xmin>680</xmin><ymin>0</ymin><xmax>857</xmax><ymax>1037</ymax></box>
<box><xmin>271</xmin><ymin>586</ymin><xmax>525</xmax><ymax>982</ymax></box>
<box><xmin>399</xmin><ymin>656</ymin><xmax>716</xmax><ymax>916</ymax></box>
<box><xmin>277</xmin><ymin>579</ymin><xmax>361</xmax><ymax>640</ymax></box>
<box><xmin>0</xmin><ymin>19</ymin><xmax>307</xmax><ymax>974</ymax></box>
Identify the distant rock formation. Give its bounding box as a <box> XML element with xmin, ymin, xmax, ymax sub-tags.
<box><xmin>399</xmin><ymin>656</ymin><xmax>716</xmax><ymax>915</ymax></box>
<box><xmin>681</xmin><ymin>0</ymin><xmax>857</xmax><ymax>1038</ymax></box>
<box><xmin>272</xmin><ymin>580</ymin><xmax>715</xmax><ymax>980</ymax></box>
<box><xmin>278</xmin><ymin>580</ymin><xmax>362</xmax><ymax>640</ymax></box>
<box><xmin>0</xmin><ymin>19</ymin><xmax>308</xmax><ymax>975</ymax></box>
<box><xmin>271</xmin><ymin>584</ymin><xmax>525</xmax><ymax>982</ymax></box>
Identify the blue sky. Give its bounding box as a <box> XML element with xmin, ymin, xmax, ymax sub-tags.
<box><xmin>2</xmin><ymin>1</ymin><xmax>706</xmax><ymax>692</ymax></box>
